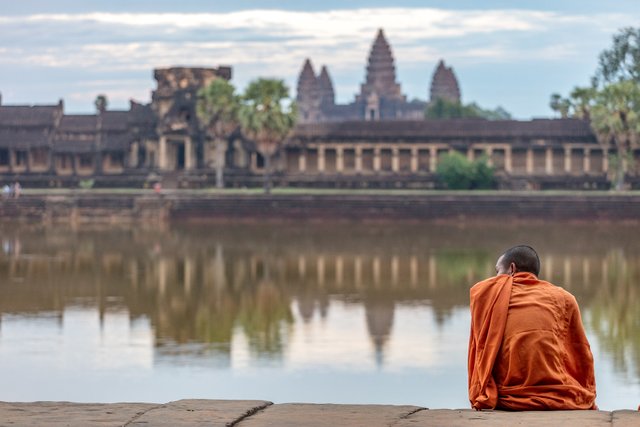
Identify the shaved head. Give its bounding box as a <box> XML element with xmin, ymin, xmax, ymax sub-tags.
<box><xmin>497</xmin><ymin>245</ymin><xmax>540</xmax><ymax>276</ymax></box>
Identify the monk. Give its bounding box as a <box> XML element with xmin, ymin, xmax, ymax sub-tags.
<box><xmin>468</xmin><ymin>245</ymin><xmax>596</xmax><ymax>410</ymax></box>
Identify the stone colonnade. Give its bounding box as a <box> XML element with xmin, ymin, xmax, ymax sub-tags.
<box><xmin>282</xmin><ymin>143</ymin><xmax>619</xmax><ymax>176</ymax></box>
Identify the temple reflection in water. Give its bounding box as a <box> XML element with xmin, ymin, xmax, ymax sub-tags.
<box><xmin>0</xmin><ymin>223</ymin><xmax>638</xmax><ymax>382</ymax></box>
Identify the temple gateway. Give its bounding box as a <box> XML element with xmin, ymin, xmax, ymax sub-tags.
<box><xmin>0</xmin><ymin>30</ymin><xmax>638</xmax><ymax>189</ymax></box>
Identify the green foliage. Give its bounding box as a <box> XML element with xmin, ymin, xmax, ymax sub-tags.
<box><xmin>196</xmin><ymin>79</ymin><xmax>240</xmax><ymax>139</ymax></box>
<box><xmin>94</xmin><ymin>94</ymin><xmax>108</xmax><ymax>113</ymax></box>
<box><xmin>425</xmin><ymin>98</ymin><xmax>511</xmax><ymax>120</ymax></box>
<box><xmin>238</xmin><ymin>78</ymin><xmax>297</xmax><ymax>157</ymax></box>
<box><xmin>550</xmin><ymin>27</ymin><xmax>640</xmax><ymax>190</ymax></box>
<box><xmin>78</xmin><ymin>179</ymin><xmax>95</xmax><ymax>190</ymax></box>
<box><xmin>436</xmin><ymin>152</ymin><xmax>495</xmax><ymax>190</ymax></box>
<box><xmin>238</xmin><ymin>78</ymin><xmax>297</xmax><ymax>193</ymax></box>
<box><xmin>595</xmin><ymin>27</ymin><xmax>640</xmax><ymax>85</ymax></box>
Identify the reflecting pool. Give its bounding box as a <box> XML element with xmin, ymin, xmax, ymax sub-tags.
<box><xmin>0</xmin><ymin>223</ymin><xmax>638</xmax><ymax>409</ymax></box>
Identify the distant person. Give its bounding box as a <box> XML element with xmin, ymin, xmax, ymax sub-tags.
<box><xmin>153</xmin><ymin>182</ymin><xmax>162</xmax><ymax>195</ymax></box>
<box><xmin>2</xmin><ymin>184</ymin><xmax>11</xmax><ymax>199</ymax></box>
<box><xmin>468</xmin><ymin>245</ymin><xmax>596</xmax><ymax>410</ymax></box>
<box><xmin>12</xmin><ymin>181</ymin><xmax>21</xmax><ymax>198</ymax></box>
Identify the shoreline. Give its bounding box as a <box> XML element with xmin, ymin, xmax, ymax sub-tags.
<box><xmin>0</xmin><ymin>399</ymin><xmax>637</xmax><ymax>426</ymax></box>
<box><xmin>1</xmin><ymin>191</ymin><xmax>640</xmax><ymax>224</ymax></box>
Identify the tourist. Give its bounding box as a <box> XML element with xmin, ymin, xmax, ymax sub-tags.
<box><xmin>467</xmin><ymin>245</ymin><xmax>597</xmax><ymax>410</ymax></box>
<box><xmin>12</xmin><ymin>181</ymin><xmax>21</xmax><ymax>198</ymax></box>
<box><xmin>2</xmin><ymin>184</ymin><xmax>11</xmax><ymax>199</ymax></box>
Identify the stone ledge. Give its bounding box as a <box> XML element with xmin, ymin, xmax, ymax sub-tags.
<box><xmin>0</xmin><ymin>400</ymin><xmax>638</xmax><ymax>426</ymax></box>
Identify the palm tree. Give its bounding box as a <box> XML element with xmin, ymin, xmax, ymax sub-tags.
<box><xmin>196</xmin><ymin>79</ymin><xmax>240</xmax><ymax>189</ymax></box>
<box><xmin>589</xmin><ymin>80</ymin><xmax>640</xmax><ymax>190</ymax></box>
<box><xmin>238</xmin><ymin>78</ymin><xmax>297</xmax><ymax>194</ymax></box>
<box><xmin>94</xmin><ymin>94</ymin><xmax>108</xmax><ymax>113</ymax></box>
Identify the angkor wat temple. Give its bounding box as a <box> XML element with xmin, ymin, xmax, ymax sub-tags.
<box><xmin>0</xmin><ymin>29</ymin><xmax>637</xmax><ymax>189</ymax></box>
<box><xmin>296</xmin><ymin>29</ymin><xmax>460</xmax><ymax>123</ymax></box>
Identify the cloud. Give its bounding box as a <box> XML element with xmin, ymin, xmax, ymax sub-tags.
<box><xmin>1</xmin><ymin>7</ymin><xmax>638</xmax><ymax>115</ymax></box>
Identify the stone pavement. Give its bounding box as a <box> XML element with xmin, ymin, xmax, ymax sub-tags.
<box><xmin>0</xmin><ymin>400</ymin><xmax>638</xmax><ymax>426</ymax></box>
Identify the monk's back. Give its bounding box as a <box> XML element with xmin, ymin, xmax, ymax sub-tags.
<box><xmin>493</xmin><ymin>278</ymin><xmax>595</xmax><ymax>409</ymax></box>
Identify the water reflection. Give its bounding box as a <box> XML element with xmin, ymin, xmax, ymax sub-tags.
<box><xmin>0</xmin><ymin>223</ymin><xmax>639</xmax><ymax>401</ymax></box>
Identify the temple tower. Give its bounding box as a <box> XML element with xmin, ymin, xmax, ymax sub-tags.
<box><xmin>357</xmin><ymin>29</ymin><xmax>404</xmax><ymax>103</ymax></box>
<box><xmin>317</xmin><ymin>66</ymin><xmax>335</xmax><ymax>108</ymax></box>
<box><xmin>296</xmin><ymin>59</ymin><xmax>323</xmax><ymax>123</ymax></box>
<box><xmin>429</xmin><ymin>60</ymin><xmax>461</xmax><ymax>103</ymax></box>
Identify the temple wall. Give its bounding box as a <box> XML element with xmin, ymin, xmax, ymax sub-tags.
<box><xmin>2</xmin><ymin>193</ymin><xmax>640</xmax><ymax>224</ymax></box>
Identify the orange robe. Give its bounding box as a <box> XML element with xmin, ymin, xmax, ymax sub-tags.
<box><xmin>468</xmin><ymin>272</ymin><xmax>596</xmax><ymax>410</ymax></box>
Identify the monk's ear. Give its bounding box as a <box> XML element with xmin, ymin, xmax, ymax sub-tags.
<box><xmin>509</xmin><ymin>262</ymin><xmax>517</xmax><ymax>276</ymax></box>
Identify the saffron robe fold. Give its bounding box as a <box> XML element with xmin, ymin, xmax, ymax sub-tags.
<box><xmin>468</xmin><ymin>272</ymin><xmax>596</xmax><ymax>410</ymax></box>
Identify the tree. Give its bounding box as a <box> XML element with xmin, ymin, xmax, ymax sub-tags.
<box><xmin>238</xmin><ymin>78</ymin><xmax>297</xmax><ymax>194</ymax></box>
<box><xmin>436</xmin><ymin>152</ymin><xmax>495</xmax><ymax>190</ymax></box>
<box><xmin>94</xmin><ymin>94</ymin><xmax>108</xmax><ymax>113</ymax></box>
<box><xmin>196</xmin><ymin>79</ymin><xmax>240</xmax><ymax>189</ymax></box>
<box><xmin>590</xmin><ymin>81</ymin><xmax>640</xmax><ymax>190</ymax></box>
<box><xmin>550</xmin><ymin>27</ymin><xmax>640</xmax><ymax>190</ymax></box>
<box><xmin>594</xmin><ymin>27</ymin><xmax>640</xmax><ymax>85</ymax></box>
<box><xmin>425</xmin><ymin>98</ymin><xmax>511</xmax><ymax>120</ymax></box>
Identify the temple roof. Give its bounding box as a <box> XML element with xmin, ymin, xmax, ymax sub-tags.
<box><xmin>58</xmin><ymin>115</ymin><xmax>98</xmax><ymax>132</ymax></box>
<box><xmin>359</xmin><ymin>29</ymin><xmax>403</xmax><ymax>101</ymax></box>
<box><xmin>292</xmin><ymin>118</ymin><xmax>597</xmax><ymax>142</ymax></box>
<box><xmin>430</xmin><ymin>60</ymin><xmax>461</xmax><ymax>103</ymax></box>
<box><xmin>0</xmin><ymin>105</ymin><xmax>61</xmax><ymax>127</ymax></box>
<box><xmin>0</xmin><ymin>129</ymin><xmax>50</xmax><ymax>149</ymax></box>
<box><xmin>317</xmin><ymin>66</ymin><xmax>335</xmax><ymax>106</ymax></box>
<box><xmin>296</xmin><ymin>58</ymin><xmax>320</xmax><ymax>101</ymax></box>
<box><xmin>100</xmin><ymin>111</ymin><xmax>129</xmax><ymax>131</ymax></box>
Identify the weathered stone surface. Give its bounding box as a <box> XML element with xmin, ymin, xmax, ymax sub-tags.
<box><xmin>0</xmin><ymin>401</ymin><xmax>636</xmax><ymax>426</ymax></box>
<box><xmin>612</xmin><ymin>410</ymin><xmax>640</xmax><ymax>427</ymax></box>
<box><xmin>129</xmin><ymin>399</ymin><xmax>272</xmax><ymax>426</ymax></box>
<box><xmin>0</xmin><ymin>401</ymin><xmax>155</xmax><ymax>426</ymax></box>
<box><xmin>396</xmin><ymin>409</ymin><xmax>613</xmax><ymax>427</ymax></box>
<box><xmin>235</xmin><ymin>403</ymin><xmax>424</xmax><ymax>427</ymax></box>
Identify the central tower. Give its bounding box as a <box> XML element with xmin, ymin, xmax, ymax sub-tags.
<box><xmin>357</xmin><ymin>29</ymin><xmax>404</xmax><ymax>103</ymax></box>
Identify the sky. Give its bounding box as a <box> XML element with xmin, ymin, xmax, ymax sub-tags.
<box><xmin>1</xmin><ymin>1</ymin><xmax>639</xmax><ymax>119</ymax></box>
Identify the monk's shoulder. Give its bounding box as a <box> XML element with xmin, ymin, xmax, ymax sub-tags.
<box><xmin>470</xmin><ymin>275</ymin><xmax>503</xmax><ymax>298</ymax></box>
<box><xmin>538</xmin><ymin>280</ymin><xmax>580</xmax><ymax>307</ymax></box>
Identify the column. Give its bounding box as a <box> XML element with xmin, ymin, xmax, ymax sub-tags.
<box><xmin>410</xmin><ymin>147</ymin><xmax>418</xmax><ymax>172</ymax></box>
<box><xmin>545</xmin><ymin>147</ymin><xmax>553</xmax><ymax>175</ymax></box>
<box><xmin>159</xmin><ymin>136</ymin><xmax>167</xmax><ymax>170</ymax></box>
<box><xmin>336</xmin><ymin>147</ymin><xmax>344</xmax><ymax>172</ymax></box>
<box><xmin>564</xmin><ymin>147</ymin><xmax>571</xmax><ymax>174</ymax></box>
<box><xmin>526</xmin><ymin>149</ymin><xmax>533</xmax><ymax>175</ymax></box>
<box><xmin>298</xmin><ymin>150</ymin><xmax>306</xmax><ymax>173</ymax></box>
<box><xmin>392</xmin><ymin>148</ymin><xmax>399</xmax><ymax>172</ymax></box>
<box><xmin>505</xmin><ymin>146</ymin><xmax>513</xmax><ymax>173</ymax></box>
<box><xmin>603</xmin><ymin>151</ymin><xmax>609</xmax><ymax>174</ymax></box>
<box><xmin>318</xmin><ymin>146</ymin><xmax>325</xmax><ymax>172</ymax></box>
<box><xmin>467</xmin><ymin>148</ymin><xmax>474</xmax><ymax>161</ymax></box>
<box><xmin>373</xmin><ymin>147</ymin><xmax>381</xmax><ymax>172</ymax></box>
<box><xmin>429</xmin><ymin>147</ymin><xmax>437</xmax><ymax>172</ymax></box>
<box><xmin>486</xmin><ymin>146</ymin><xmax>494</xmax><ymax>167</ymax></box>
<box><xmin>355</xmin><ymin>146</ymin><xmax>363</xmax><ymax>172</ymax></box>
<box><xmin>583</xmin><ymin>148</ymin><xmax>591</xmax><ymax>174</ymax></box>
<box><xmin>184</xmin><ymin>137</ymin><xmax>193</xmax><ymax>170</ymax></box>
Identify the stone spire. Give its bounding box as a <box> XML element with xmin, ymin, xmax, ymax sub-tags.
<box><xmin>317</xmin><ymin>66</ymin><xmax>335</xmax><ymax>107</ymax></box>
<box><xmin>296</xmin><ymin>58</ymin><xmax>322</xmax><ymax>123</ymax></box>
<box><xmin>357</xmin><ymin>29</ymin><xmax>404</xmax><ymax>102</ymax></box>
<box><xmin>430</xmin><ymin>60</ymin><xmax>461</xmax><ymax>103</ymax></box>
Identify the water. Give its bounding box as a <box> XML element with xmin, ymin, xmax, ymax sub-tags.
<box><xmin>0</xmin><ymin>223</ymin><xmax>638</xmax><ymax>409</ymax></box>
